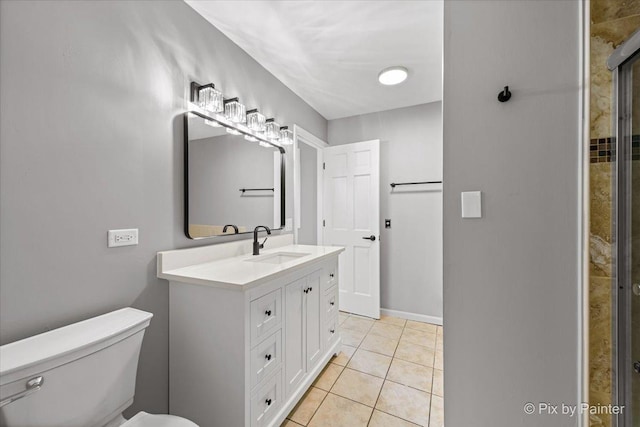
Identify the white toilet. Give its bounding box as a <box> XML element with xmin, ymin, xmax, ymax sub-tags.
<box><xmin>0</xmin><ymin>308</ymin><xmax>197</xmax><ymax>427</ymax></box>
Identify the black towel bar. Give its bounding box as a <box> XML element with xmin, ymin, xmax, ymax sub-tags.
<box><xmin>390</xmin><ymin>181</ymin><xmax>442</xmax><ymax>188</ymax></box>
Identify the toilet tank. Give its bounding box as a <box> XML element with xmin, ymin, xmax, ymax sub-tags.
<box><xmin>0</xmin><ymin>308</ymin><xmax>153</xmax><ymax>427</ymax></box>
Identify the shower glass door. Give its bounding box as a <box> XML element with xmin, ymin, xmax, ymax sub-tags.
<box><xmin>629</xmin><ymin>57</ymin><xmax>640</xmax><ymax>427</ymax></box>
<box><xmin>615</xmin><ymin>50</ymin><xmax>640</xmax><ymax>427</ymax></box>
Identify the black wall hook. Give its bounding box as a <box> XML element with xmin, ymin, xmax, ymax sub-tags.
<box><xmin>498</xmin><ymin>86</ymin><xmax>512</xmax><ymax>102</ymax></box>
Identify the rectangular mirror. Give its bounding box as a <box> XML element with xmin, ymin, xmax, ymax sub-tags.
<box><xmin>184</xmin><ymin>111</ymin><xmax>285</xmax><ymax>239</ymax></box>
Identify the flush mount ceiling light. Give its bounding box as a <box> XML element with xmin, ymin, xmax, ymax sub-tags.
<box><xmin>378</xmin><ymin>66</ymin><xmax>408</xmax><ymax>85</ymax></box>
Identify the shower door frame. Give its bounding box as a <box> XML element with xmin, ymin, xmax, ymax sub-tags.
<box><xmin>612</xmin><ymin>42</ymin><xmax>640</xmax><ymax>427</ymax></box>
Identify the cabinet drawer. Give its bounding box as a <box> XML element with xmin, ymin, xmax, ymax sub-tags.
<box><xmin>322</xmin><ymin>259</ymin><xmax>338</xmax><ymax>292</ymax></box>
<box><xmin>250</xmin><ymin>330</ymin><xmax>282</xmax><ymax>390</ymax></box>
<box><xmin>323</xmin><ymin>285</ymin><xmax>339</xmax><ymax>320</ymax></box>
<box><xmin>251</xmin><ymin>289</ymin><xmax>282</xmax><ymax>345</ymax></box>
<box><xmin>323</xmin><ymin>316</ymin><xmax>339</xmax><ymax>350</ymax></box>
<box><xmin>251</xmin><ymin>369</ymin><xmax>282</xmax><ymax>427</ymax></box>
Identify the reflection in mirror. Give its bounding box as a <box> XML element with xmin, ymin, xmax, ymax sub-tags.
<box><xmin>185</xmin><ymin>112</ymin><xmax>285</xmax><ymax>239</ymax></box>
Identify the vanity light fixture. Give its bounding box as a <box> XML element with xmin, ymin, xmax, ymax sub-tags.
<box><xmin>246</xmin><ymin>109</ymin><xmax>266</xmax><ymax>132</ymax></box>
<box><xmin>189</xmin><ymin>81</ymin><xmax>293</xmax><ymax>150</ymax></box>
<box><xmin>378</xmin><ymin>66</ymin><xmax>408</xmax><ymax>85</ymax></box>
<box><xmin>224</xmin><ymin>98</ymin><xmax>246</xmax><ymax>123</ymax></box>
<box><xmin>279</xmin><ymin>126</ymin><xmax>293</xmax><ymax>145</ymax></box>
<box><xmin>265</xmin><ymin>118</ymin><xmax>280</xmax><ymax>141</ymax></box>
<box><xmin>197</xmin><ymin>83</ymin><xmax>223</xmax><ymax>113</ymax></box>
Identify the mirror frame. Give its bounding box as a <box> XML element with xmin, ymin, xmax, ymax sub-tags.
<box><xmin>184</xmin><ymin>110</ymin><xmax>286</xmax><ymax>240</ymax></box>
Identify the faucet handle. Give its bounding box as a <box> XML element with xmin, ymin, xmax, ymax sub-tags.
<box><xmin>260</xmin><ymin>236</ymin><xmax>268</xmax><ymax>249</ymax></box>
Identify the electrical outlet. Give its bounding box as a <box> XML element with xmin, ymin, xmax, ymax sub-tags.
<box><xmin>108</xmin><ymin>229</ymin><xmax>139</xmax><ymax>248</ymax></box>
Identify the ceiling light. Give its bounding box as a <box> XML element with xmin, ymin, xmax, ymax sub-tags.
<box><xmin>378</xmin><ymin>66</ymin><xmax>408</xmax><ymax>85</ymax></box>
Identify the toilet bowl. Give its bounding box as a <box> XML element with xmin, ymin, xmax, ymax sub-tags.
<box><xmin>0</xmin><ymin>308</ymin><xmax>198</xmax><ymax>427</ymax></box>
<box><xmin>122</xmin><ymin>412</ymin><xmax>198</xmax><ymax>427</ymax></box>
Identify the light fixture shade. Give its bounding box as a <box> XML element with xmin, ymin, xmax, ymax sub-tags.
<box><xmin>265</xmin><ymin>118</ymin><xmax>280</xmax><ymax>140</ymax></box>
<box><xmin>246</xmin><ymin>109</ymin><xmax>266</xmax><ymax>132</ymax></box>
<box><xmin>378</xmin><ymin>66</ymin><xmax>408</xmax><ymax>85</ymax></box>
<box><xmin>279</xmin><ymin>126</ymin><xmax>293</xmax><ymax>145</ymax></box>
<box><xmin>198</xmin><ymin>84</ymin><xmax>223</xmax><ymax>113</ymax></box>
<box><xmin>224</xmin><ymin>98</ymin><xmax>246</xmax><ymax>123</ymax></box>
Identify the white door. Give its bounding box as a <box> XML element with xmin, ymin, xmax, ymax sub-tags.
<box><xmin>323</xmin><ymin>140</ymin><xmax>380</xmax><ymax>319</ymax></box>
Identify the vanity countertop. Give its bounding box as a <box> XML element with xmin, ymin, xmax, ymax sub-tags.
<box><xmin>157</xmin><ymin>244</ymin><xmax>344</xmax><ymax>290</ymax></box>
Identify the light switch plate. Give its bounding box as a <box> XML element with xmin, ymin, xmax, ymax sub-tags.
<box><xmin>108</xmin><ymin>228</ymin><xmax>139</xmax><ymax>247</ymax></box>
<box><xmin>461</xmin><ymin>191</ymin><xmax>482</xmax><ymax>218</ymax></box>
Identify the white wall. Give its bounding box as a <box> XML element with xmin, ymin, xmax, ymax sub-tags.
<box><xmin>328</xmin><ymin>102</ymin><xmax>443</xmax><ymax>320</ymax></box>
<box><xmin>0</xmin><ymin>0</ymin><xmax>326</xmax><ymax>416</ymax></box>
<box><xmin>443</xmin><ymin>1</ymin><xmax>582</xmax><ymax>425</ymax></box>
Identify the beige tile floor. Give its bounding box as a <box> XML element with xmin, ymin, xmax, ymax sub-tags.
<box><xmin>283</xmin><ymin>312</ymin><xmax>443</xmax><ymax>427</ymax></box>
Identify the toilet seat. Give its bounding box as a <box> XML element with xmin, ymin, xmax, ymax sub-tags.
<box><xmin>122</xmin><ymin>412</ymin><xmax>199</xmax><ymax>427</ymax></box>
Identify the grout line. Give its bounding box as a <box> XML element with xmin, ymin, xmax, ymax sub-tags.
<box><xmin>303</xmin><ymin>386</ymin><xmax>331</xmax><ymax>426</ymax></box>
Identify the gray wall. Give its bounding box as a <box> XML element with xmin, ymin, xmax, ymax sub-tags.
<box><xmin>443</xmin><ymin>1</ymin><xmax>581</xmax><ymax>426</ymax></box>
<box><xmin>0</xmin><ymin>0</ymin><xmax>326</xmax><ymax>416</ymax></box>
<box><xmin>328</xmin><ymin>102</ymin><xmax>443</xmax><ymax>319</ymax></box>
<box><xmin>189</xmin><ymin>134</ymin><xmax>278</xmax><ymax>229</ymax></box>
<box><xmin>298</xmin><ymin>142</ymin><xmax>318</xmax><ymax>245</ymax></box>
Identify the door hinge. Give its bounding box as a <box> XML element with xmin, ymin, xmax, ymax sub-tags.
<box><xmin>323</xmin><ymin>220</ymin><xmax>326</xmax><ymax>227</ymax></box>
<box><xmin>323</xmin><ymin>162</ymin><xmax>325</xmax><ymax>170</ymax></box>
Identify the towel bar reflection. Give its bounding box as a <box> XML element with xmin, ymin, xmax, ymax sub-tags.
<box><xmin>239</xmin><ymin>188</ymin><xmax>275</xmax><ymax>193</ymax></box>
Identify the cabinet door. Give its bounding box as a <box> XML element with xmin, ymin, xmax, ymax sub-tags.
<box><xmin>284</xmin><ymin>278</ymin><xmax>305</xmax><ymax>395</ymax></box>
<box><xmin>305</xmin><ymin>270</ymin><xmax>323</xmax><ymax>369</ymax></box>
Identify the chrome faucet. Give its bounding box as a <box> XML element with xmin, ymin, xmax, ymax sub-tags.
<box><xmin>223</xmin><ymin>224</ymin><xmax>239</xmax><ymax>234</ymax></box>
<box><xmin>253</xmin><ymin>226</ymin><xmax>271</xmax><ymax>255</ymax></box>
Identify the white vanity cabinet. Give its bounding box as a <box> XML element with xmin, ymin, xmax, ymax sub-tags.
<box><xmin>158</xmin><ymin>242</ymin><xmax>343</xmax><ymax>427</ymax></box>
<box><xmin>284</xmin><ymin>269</ymin><xmax>323</xmax><ymax>396</ymax></box>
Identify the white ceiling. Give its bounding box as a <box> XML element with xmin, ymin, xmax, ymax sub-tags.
<box><xmin>185</xmin><ymin>1</ymin><xmax>443</xmax><ymax>120</ymax></box>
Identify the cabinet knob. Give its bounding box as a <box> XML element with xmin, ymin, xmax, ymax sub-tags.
<box><xmin>303</xmin><ymin>288</ymin><xmax>308</xmax><ymax>294</ymax></box>
<box><xmin>308</xmin><ymin>287</ymin><xmax>313</xmax><ymax>292</ymax></box>
<box><xmin>265</xmin><ymin>309</ymin><xmax>272</xmax><ymax>317</ymax></box>
<box><xmin>329</xmin><ymin>273</ymin><xmax>334</xmax><ymax>278</ymax></box>
<box><xmin>330</xmin><ymin>329</ymin><xmax>335</xmax><ymax>334</ymax></box>
<box><xmin>265</xmin><ymin>354</ymin><xmax>272</xmax><ymax>361</ymax></box>
<box><xmin>330</xmin><ymin>301</ymin><xmax>335</xmax><ymax>306</ymax></box>
<box><xmin>265</xmin><ymin>398</ymin><xmax>272</xmax><ymax>406</ymax></box>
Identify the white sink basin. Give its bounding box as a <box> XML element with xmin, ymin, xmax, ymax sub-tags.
<box><xmin>247</xmin><ymin>252</ymin><xmax>310</xmax><ymax>264</ymax></box>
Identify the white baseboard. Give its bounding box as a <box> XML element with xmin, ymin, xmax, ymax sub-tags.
<box><xmin>380</xmin><ymin>308</ymin><xmax>443</xmax><ymax>326</ymax></box>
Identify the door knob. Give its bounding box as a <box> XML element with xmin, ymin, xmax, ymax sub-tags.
<box><xmin>362</xmin><ymin>235</ymin><xmax>376</xmax><ymax>241</ymax></box>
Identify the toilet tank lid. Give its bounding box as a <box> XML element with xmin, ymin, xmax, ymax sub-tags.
<box><xmin>0</xmin><ymin>308</ymin><xmax>153</xmax><ymax>381</ymax></box>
